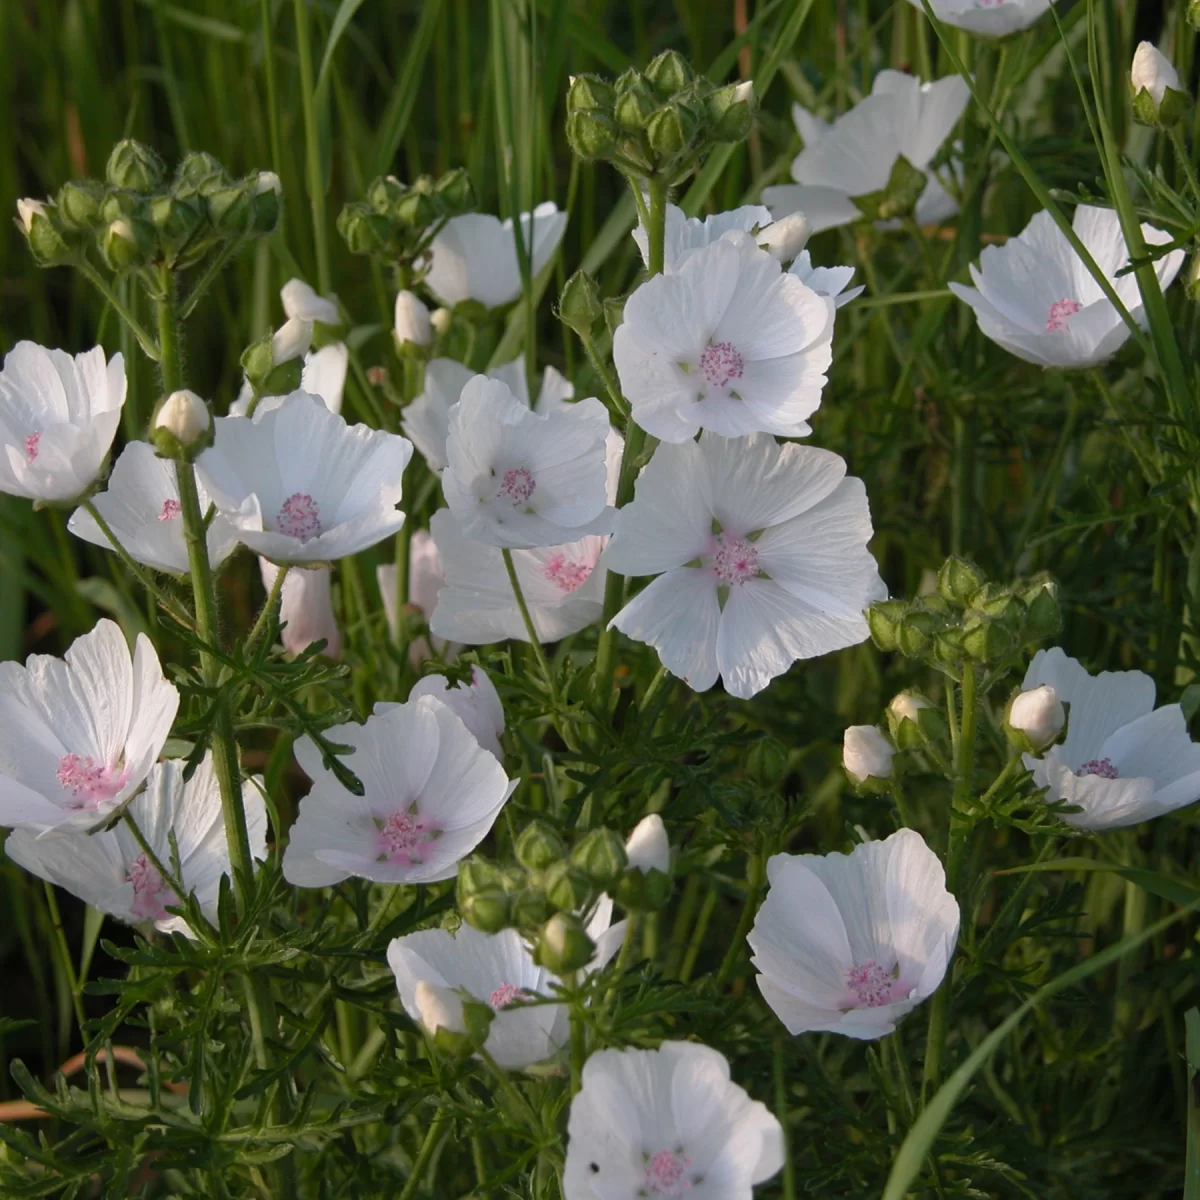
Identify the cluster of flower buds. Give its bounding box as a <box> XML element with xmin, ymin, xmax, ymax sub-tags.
<box><xmin>565</xmin><ymin>51</ymin><xmax>754</xmax><ymax>182</ymax></box>
<box><xmin>867</xmin><ymin>556</ymin><xmax>1061</xmax><ymax>671</ymax></box>
<box><xmin>17</xmin><ymin>140</ymin><xmax>280</xmax><ymax>274</ymax></box>
<box><xmin>336</xmin><ymin>169</ymin><xmax>474</xmax><ymax>279</ymax></box>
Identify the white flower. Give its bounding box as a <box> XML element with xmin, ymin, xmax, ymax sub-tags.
<box><xmin>842</xmin><ymin>725</ymin><xmax>894</xmax><ymax>782</ymax></box>
<box><xmin>888</xmin><ymin>691</ymin><xmax>930</xmax><ymax>726</ymax></box>
<box><xmin>0</xmin><ymin>342</ymin><xmax>126</xmax><ymax>502</ymax></box>
<box><xmin>763</xmin><ymin>71</ymin><xmax>969</xmax><ymax>234</ymax></box>
<box><xmin>414</xmin><ymin>980</ymin><xmax>468</xmax><ymax>1036</ymax></box>
<box><xmin>429</xmin><ymin>509</ymin><xmax>608</xmax><ymax>645</ymax></box>
<box><xmin>271</xmin><ymin>317</ymin><xmax>313</xmax><ymax>365</ymax></box>
<box><xmin>789</xmin><ymin>250</ymin><xmax>864</xmax><ymax>307</ymax></box>
<box><xmin>601</xmin><ymin>433</ymin><xmax>886</xmax><ymax>700</ymax></box>
<box><xmin>5</xmin><ymin>755</ymin><xmax>266</xmax><ymax>938</ymax></box>
<box><xmin>230</xmin><ymin>345</ymin><xmax>349</xmax><ymax>418</ymax></box>
<box><xmin>425</xmin><ymin>202</ymin><xmax>568</xmax><ymax>309</ymax></box>
<box><xmin>155</xmin><ymin>388</ymin><xmax>211</xmax><ymax>445</ymax></box>
<box><xmin>281</xmin><ymin>278</ymin><xmax>340</xmax><ymax>326</ymax></box>
<box><xmin>402</xmin><ymin>359</ymin><xmax>575</xmax><ymax>473</ymax></box>
<box><xmin>632</xmin><ymin>202</ymin><xmax>772</xmax><ymax>272</ymax></box>
<box><xmin>1008</xmin><ymin>683</ymin><xmax>1064</xmax><ymax>750</ymax></box>
<box><xmin>949</xmin><ymin>205</ymin><xmax>1185</xmax><ymax>369</ymax></box>
<box><xmin>905</xmin><ymin>0</ymin><xmax>1052</xmax><ymax>37</ymax></box>
<box><xmin>68</xmin><ymin>441</ymin><xmax>240</xmax><ymax>574</ymax></box>
<box><xmin>395</xmin><ymin>290</ymin><xmax>432</xmax><ymax>347</ymax></box>
<box><xmin>259</xmin><ymin>560</ymin><xmax>341</xmax><ymax>659</ymax></box>
<box><xmin>404</xmin><ymin>666</ymin><xmax>505</xmax><ymax>759</ymax></box>
<box><xmin>757</xmin><ymin>212</ymin><xmax>811</xmax><ymax>263</ymax></box>
<box><xmin>388</xmin><ymin>898</ymin><xmax>622</xmax><ymax>1070</ymax></box>
<box><xmin>563</xmin><ymin>1041</ymin><xmax>784</xmax><ymax>1200</ymax></box>
<box><xmin>442</xmin><ymin>377</ymin><xmax>612</xmax><ymax>548</ymax></box>
<box><xmin>17</xmin><ymin>199</ymin><xmax>47</xmax><ymax>234</ymax></box>
<box><xmin>625</xmin><ymin>814</ymin><xmax>670</xmax><ymax>874</ymax></box>
<box><xmin>615</xmin><ymin>235</ymin><xmax>834</xmax><ymax>443</ymax></box>
<box><xmin>377</xmin><ymin>531</ymin><xmax>459</xmax><ymax>666</ymax></box>
<box><xmin>196</xmin><ymin>392</ymin><xmax>412</xmax><ymax>563</ymax></box>
<box><xmin>748</xmin><ymin>829</ymin><xmax>960</xmax><ymax>1040</ymax></box>
<box><xmin>1131</xmin><ymin>42</ymin><xmax>1182</xmax><ymax>108</ymax></box>
<box><xmin>0</xmin><ymin>619</ymin><xmax>179</xmax><ymax>833</ymax></box>
<box><xmin>281</xmin><ymin>695</ymin><xmax>516</xmax><ymax>887</ymax></box>
<box><xmin>1020</xmin><ymin>647</ymin><xmax>1200</xmax><ymax>830</ymax></box>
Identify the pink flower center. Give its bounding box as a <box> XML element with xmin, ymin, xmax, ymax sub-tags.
<box><xmin>277</xmin><ymin>492</ymin><xmax>322</xmax><ymax>540</ymax></box>
<box><xmin>374</xmin><ymin>807</ymin><xmax>440</xmax><ymax>866</ymax></box>
<box><xmin>846</xmin><ymin>960</ymin><xmax>897</xmax><ymax>1008</ymax></box>
<box><xmin>543</xmin><ymin>552</ymin><xmax>593</xmax><ymax>594</ymax></box>
<box><xmin>642</xmin><ymin>1149</ymin><xmax>693</xmax><ymax>1196</ymax></box>
<box><xmin>497</xmin><ymin>467</ymin><xmax>536</xmax><ymax>507</ymax></box>
<box><xmin>1045</xmin><ymin>298</ymin><xmax>1081</xmax><ymax>333</ymax></box>
<box><xmin>698</xmin><ymin>341</ymin><xmax>744</xmax><ymax>388</ymax></box>
<box><xmin>56</xmin><ymin>754</ymin><xmax>128</xmax><ymax>808</ymax></box>
<box><xmin>24</xmin><ymin>432</ymin><xmax>40</xmax><ymax>463</ymax></box>
<box><xmin>712</xmin><ymin>535</ymin><xmax>760</xmax><ymax>586</ymax></box>
<box><xmin>158</xmin><ymin>498</ymin><xmax>181</xmax><ymax>521</ymax></box>
<box><xmin>1077</xmin><ymin>757</ymin><xmax>1119</xmax><ymax>779</ymax></box>
<box><xmin>489</xmin><ymin>982</ymin><xmax>525</xmax><ymax>1010</ymax></box>
<box><xmin>127</xmin><ymin>854</ymin><xmax>177</xmax><ymax>922</ymax></box>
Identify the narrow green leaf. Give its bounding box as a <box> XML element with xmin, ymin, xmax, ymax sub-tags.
<box><xmin>997</xmin><ymin>857</ymin><xmax>1200</xmax><ymax>907</ymax></box>
<box><xmin>314</xmin><ymin>0</ymin><xmax>369</xmax><ymax>106</ymax></box>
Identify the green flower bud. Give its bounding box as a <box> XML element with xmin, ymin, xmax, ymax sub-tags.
<box><xmin>937</xmin><ymin>556</ymin><xmax>986</xmax><ymax>605</ymax></box>
<box><xmin>207</xmin><ymin>181</ymin><xmax>255</xmax><ymax>236</ymax></box>
<box><xmin>240</xmin><ymin>333</ymin><xmax>276</xmax><ymax>387</ymax></box>
<box><xmin>337</xmin><ymin>202</ymin><xmax>391</xmax><ymax>256</ymax></box>
<box><xmin>886</xmin><ymin>692</ymin><xmax>934</xmax><ymax>748</ymax></box>
<box><xmin>645</xmin><ymin>50</ymin><xmax>693</xmax><ymax>97</ymax></box>
<box><xmin>567</xmin><ymin>109</ymin><xmax>619</xmax><ymax>161</ymax></box>
<box><xmin>434</xmin><ymin>167</ymin><xmax>475</xmax><ymax>213</ymax></box>
<box><xmin>150</xmin><ymin>193</ymin><xmax>206</xmax><ymax>253</ymax></box>
<box><xmin>866</xmin><ymin>599</ymin><xmax>908</xmax><ymax>652</ymax></box>
<box><xmin>17</xmin><ymin>200</ymin><xmax>72</xmax><ymax>266</ymax></box>
<box><xmin>969</xmin><ymin>583</ymin><xmax>1025</xmax><ymax>632</ymax></box>
<box><xmin>646</xmin><ymin>101</ymin><xmax>697</xmax><ymax>159</ymax></box>
<box><xmin>459</xmin><ymin>886</ymin><xmax>511</xmax><ymax>933</ymax></box>
<box><xmin>366</xmin><ymin>174</ymin><xmax>406</xmax><ymax>216</ymax></box>
<box><xmin>516</xmin><ymin>820</ymin><xmax>566</xmax><ymax>871</ymax></box>
<box><xmin>614</xmin><ymin>71</ymin><xmax>658</xmax><ymax>132</ymax></box>
<box><xmin>395</xmin><ymin>188</ymin><xmax>439</xmax><ymax>229</ymax></box>
<box><xmin>54</xmin><ymin>180</ymin><xmax>106</xmax><ymax>230</ymax></box>
<box><xmin>533</xmin><ymin>913</ymin><xmax>595</xmax><ymax>973</ymax></box>
<box><xmin>1190</xmin><ymin>0</ymin><xmax>1200</xmax><ymax>30</ymax></box>
<box><xmin>558</xmin><ymin>270</ymin><xmax>604</xmax><ymax>337</ymax></box>
<box><xmin>542</xmin><ymin>861</ymin><xmax>595</xmax><ymax>912</ymax></box>
<box><xmin>415</xmin><ymin>981</ymin><xmax>494</xmax><ymax>1059</ymax></box>
<box><xmin>933</xmin><ymin>625</ymin><xmax>965</xmax><ymax>669</ymax></box>
<box><xmin>1021</xmin><ymin>577</ymin><xmax>1061</xmax><ymax>641</ymax></box>
<box><xmin>961</xmin><ymin>613</ymin><xmax>1013</xmax><ymax>664</ymax></box>
<box><xmin>511</xmin><ymin>888</ymin><xmax>554</xmax><ymax>933</ymax></box>
<box><xmin>707</xmin><ymin>81</ymin><xmax>755</xmax><ymax>142</ymax></box>
<box><xmin>175</xmin><ymin>151</ymin><xmax>229</xmax><ymax>198</ymax></box>
<box><xmin>106</xmin><ymin>138</ymin><xmax>165</xmax><ymax>192</ymax></box>
<box><xmin>616</xmin><ymin>865</ymin><xmax>672</xmax><ymax>911</ymax></box>
<box><xmin>99</xmin><ymin>217</ymin><xmax>149</xmax><ymax>272</ymax></box>
<box><xmin>570</xmin><ymin>827</ymin><xmax>628</xmax><ymax>889</ymax></box>
<box><xmin>896</xmin><ymin>607</ymin><xmax>941</xmax><ymax>658</ymax></box>
<box><xmin>251</xmin><ymin>172</ymin><xmax>282</xmax><ymax>234</ymax></box>
<box><xmin>567</xmin><ymin>74</ymin><xmax>616</xmax><ymax>115</ymax></box>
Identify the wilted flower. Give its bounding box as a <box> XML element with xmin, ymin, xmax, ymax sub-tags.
<box><xmin>259</xmin><ymin>560</ymin><xmax>341</xmax><ymax>659</ymax></box>
<box><xmin>281</xmin><ymin>695</ymin><xmax>516</xmax><ymax>886</ymax></box>
<box><xmin>6</xmin><ymin>756</ymin><xmax>266</xmax><ymax>938</ymax></box>
<box><xmin>425</xmin><ymin>203</ymin><xmax>568</xmax><ymax>309</ymax></box>
<box><xmin>563</xmin><ymin>1041</ymin><xmax>784</xmax><ymax>1199</ymax></box>
<box><xmin>403</xmin><ymin>666</ymin><xmax>505</xmax><ymax>760</ymax></box>
<box><xmin>842</xmin><ymin>725</ymin><xmax>895</xmax><ymax>783</ymax></box>
<box><xmin>197</xmin><ymin>392</ymin><xmax>412</xmax><ymax>563</ymax></box>
<box><xmin>763</xmin><ymin>71</ymin><xmax>968</xmax><ymax>233</ymax></box>
<box><xmin>748</xmin><ymin>829</ymin><xmax>960</xmax><ymax>1039</ymax></box>
<box><xmin>442</xmin><ymin>377</ymin><xmax>612</xmax><ymax>548</ymax></box>
<box><xmin>614</xmin><ymin>234</ymin><xmax>834</xmax><ymax>442</ymax></box>
<box><xmin>1007</xmin><ymin>683</ymin><xmax>1064</xmax><ymax>750</ymax></box>
<box><xmin>0</xmin><ymin>619</ymin><xmax>179</xmax><ymax>833</ymax></box>
<box><xmin>905</xmin><ymin>0</ymin><xmax>1053</xmax><ymax>37</ymax></box>
<box><xmin>429</xmin><ymin>509</ymin><xmax>608</xmax><ymax>645</ymax></box>
<box><xmin>949</xmin><ymin>205</ymin><xmax>1185</xmax><ymax>369</ymax></box>
<box><xmin>0</xmin><ymin>342</ymin><xmax>126</xmax><ymax>502</ymax></box>
<box><xmin>601</xmin><ymin>433</ymin><xmax>886</xmax><ymax>700</ymax></box>
<box><xmin>1021</xmin><ymin>647</ymin><xmax>1200</xmax><ymax>829</ymax></box>
<box><xmin>68</xmin><ymin>441</ymin><xmax>240</xmax><ymax>574</ymax></box>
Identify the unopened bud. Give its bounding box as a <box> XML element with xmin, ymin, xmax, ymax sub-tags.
<box><xmin>1006</xmin><ymin>684</ymin><xmax>1065</xmax><ymax>752</ymax></box>
<box><xmin>624</xmin><ymin>815</ymin><xmax>669</xmax><ymax>875</ymax></box>
<box><xmin>646</xmin><ymin>102</ymin><xmax>692</xmax><ymax>158</ymax></box>
<box><xmin>1131</xmin><ymin>42</ymin><xmax>1187</xmax><ymax>127</ymax></box>
<box><xmin>16</xmin><ymin>198</ymin><xmax>46</xmax><ymax>235</ymax></box>
<box><xmin>337</xmin><ymin>202</ymin><xmax>390</xmax><ymax>255</ymax></box>
<box><xmin>100</xmin><ymin>218</ymin><xmax>145</xmax><ymax>271</ymax></box>
<box><xmin>434</xmin><ymin>167</ymin><xmax>475</xmax><ymax>213</ymax></box>
<box><xmin>207</xmin><ymin>182</ymin><xmax>254</xmax><ymax>235</ymax></box>
<box><xmin>272</xmin><ymin>317</ymin><xmax>314</xmax><ymax>365</ymax></box>
<box><xmin>516</xmin><ymin>820</ymin><xmax>565</xmax><ymax>872</ymax></box>
<box><xmin>1021</xmin><ymin>577</ymin><xmax>1061</xmax><ymax>641</ymax></box>
<box><xmin>867</xmin><ymin>599</ymin><xmax>907</xmax><ymax>652</ymax></box>
<box><xmin>511</xmin><ymin>887</ymin><xmax>554</xmax><ymax>933</ymax></box>
<box><xmin>842</xmin><ymin>725</ymin><xmax>894</xmax><ymax>784</ymax></box>
<box><xmin>757</xmin><ymin>213</ymin><xmax>810</xmax><ymax>263</ymax></box>
<box><xmin>567</xmin><ymin>109</ymin><xmax>618</xmax><ymax>161</ymax></box>
<box><xmin>533</xmin><ymin>912</ymin><xmax>595</xmax><ymax>973</ymax></box>
<box><xmin>961</xmin><ymin>614</ymin><xmax>1013</xmax><ymax>663</ymax></box>
<box><xmin>415</xmin><ymin>981</ymin><xmax>493</xmax><ymax>1058</ymax></box>
<box><xmin>19</xmin><ymin>201</ymin><xmax>72</xmax><ymax>266</ymax></box>
<box><xmin>938</xmin><ymin>556</ymin><xmax>986</xmax><ymax>604</ymax></box>
<box><xmin>394</xmin><ymin>289</ymin><xmax>432</xmax><ymax>348</ymax></box>
<box><xmin>644</xmin><ymin>50</ymin><xmax>693</xmax><ymax>97</ymax></box>
<box><xmin>558</xmin><ymin>270</ymin><xmax>604</xmax><ymax>337</ymax></box>
<box><xmin>251</xmin><ymin>172</ymin><xmax>282</xmax><ymax>233</ymax></box>
<box><xmin>570</xmin><ymin>827</ymin><xmax>628</xmax><ymax>889</ymax></box>
<box><xmin>106</xmin><ymin>139</ymin><xmax>165</xmax><ymax>192</ymax></box>
<box><xmin>543</xmin><ymin>862</ymin><xmax>595</xmax><ymax>912</ymax></box>
<box><xmin>707</xmin><ymin>81</ymin><xmax>756</xmax><ymax>142</ymax></box>
<box><xmin>153</xmin><ymin>389</ymin><xmax>212</xmax><ymax>458</ymax></box>
<box><xmin>430</xmin><ymin>307</ymin><xmax>453</xmax><ymax>337</ymax></box>
<box><xmin>175</xmin><ymin>151</ymin><xmax>229</xmax><ymax>197</ymax></box>
<box><xmin>887</xmin><ymin>692</ymin><xmax>935</xmax><ymax>750</ymax></box>
<box><xmin>567</xmin><ymin>74</ymin><xmax>616</xmax><ymax>115</ymax></box>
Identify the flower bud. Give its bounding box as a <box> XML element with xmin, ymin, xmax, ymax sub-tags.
<box><xmin>394</xmin><ymin>289</ymin><xmax>432</xmax><ymax>348</ymax></box>
<box><xmin>1131</xmin><ymin>42</ymin><xmax>1187</xmax><ymax>126</ymax></box>
<box><xmin>415</xmin><ymin>981</ymin><xmax>493</xmax><ymax>1058</ymax></box>
<box><xmin>430</xmin><ymin>307</ymin><xmax>453</xmax><ymax>337</ymax></box>
<box><xmin>887</xmin><ymin>692</ymin><xmax>936</xmax><ymax>750</ymax></box>
<box><xmin>567</xmin><ymin>109</ymin><xmax>619</xmax><ymax>161</ymax></box>
<box><xmin>570</xmin><ymin>827</ymin><xmax>628</xmax><ymax>889</ymax></box>
<box><xmin>337</xmin><ymin>201</ymin><xmax>391</xmax><ymax>255</ymax></box>
<box><xmin>1021</xmin><ymin>576</ymin><xmax>1061</xmax><ymax>641</ymax></box>
<box><xmin>558</xmin><ymin>270</ymin><xmax>604</xmax><ymax>337</ymax></box>
<box><xmin>150</xmin><ymin>193</ymin><xmax>206</xmax><ymax>259</ymax></box>
<box><xmin>16</xmin><ymin>198</ymin><xmax>46</xmax><ymax>235</ymax></box>
<box><xmin>100</xmin><ymin>217</ymin><xmax>146</xmax><ymax>271</ymax></box>
<box><xmin>961</xmin><ymin>613</ymin><xmax>1014</xmax><ymax>664</ymax></box>
<box><xmin>54</xmin><ymin>180</ymin><xmax>106</xmax><ymax>230</ymax></box>
<box><xmin>867</xmin><ymin>599</ymin><xmax>907</xmax><ymax>652</ymax></box>
<box><xmin>614</xmin><ymin>71</ymin><xmax>658</xmax><ymax>132</ymax></box>
<box><xmin>1006</xmin><ymin>684</ymin><xmax>1065</xmax><ymax>752</ymax></box>
<box><xmin>153</xmin><ymin>389</ymin><xmax>213</xmax><ymax>459</ymax></box>
<box><xmin>175</xmin><ymin>151</ymin><xmax>229</xmax><ymax>197</ymax></box>
<box><xmin>515</xmin><ymin>820</ymin><xmax>566</xmax><ymax>872</ymax></box>
<box><xmin>646</xmin><ymin>102</ymin><xmax>692</xmax><ymax>158</ymax></box>
<box><xmin>434</xmin><ymin>167</ymin><xmax>475</xmax><ymax>214</ymax></box>
<box><xmin>896</xmin><ymin>607</ymin><xmax>942</xmax><ymax>658</ymax></box>
<box><xmin>938</xmin><ymin>556</ymin><xmax>986</xmax><ymax>605</ymax></box>
<box><xmin>533</xmin><ymin>912</ymin><xmax>595</xmax><ymax>973</ymax></box>
<box><xmin>707</xmin><ymin>81</ymin><xmax>756</xmax><ymax>142</ymax></box>
<box><xmin>19</xmin><ymin>201</ymin><xmax>72</xmax><ymax>266</ymax></box>
<box><xmin>842</xmin><ymin>725</ymin><xmax>894</xmax><ymax>784</ymax></box>
<box><xmin>616</xmin><ymin>864</ymin><xmax>672</xmax><ymax>911</ymax></box>
<box><xmin>566</xmin><ymin>74</ymin><xmax>616</xmax><ymax>115</ymax></box>
<box><xmin>1190</xmin><ymin>0</ymin><xmax>1200</xmax><ymax>31</ymax></box>
<box><xmin>207</xmin><ymin>181</ymin><xmax>254</xmax><ymax>235</ymax></box>
<box><xmin>251</xmin><ymin>172</ymin><xmax>282</xmax><ymax>233</ymax></box>
<box><xmin>106</xmin><ymin>138</ymin><xmax>165</xmax><ymax>192</ymax></box>
<box><xmin>757</xmin><ymin>213</ymin><xmax>810</xmax><ymax>264</ymax></box>
<box><xmin>272</xmin><ymin>317</ymin><xmax>314</xmax><ymax>366</ymax></box>
<box><xmin>542</xmin><ymin>862</ymin><xmax>595</xmax><ymax>912</ymax></box>
<box><xmin>645</xmin><ymin>50</ymin><xmax>693</xmax><ymax>97</ymax></box>
<box><xmin>624</xmin><ymin>814</ymin><xmax>669</xmax><ymax>875</ymax></box>
<box><xmin>511</xmin><ymin>887</ymin><xmax>554</xmax><ymax>933</ymax></box>
<box><xmin>458</xmin><ymin>856</ymin><xmax>512</xmax><ymax>932</ymax></box>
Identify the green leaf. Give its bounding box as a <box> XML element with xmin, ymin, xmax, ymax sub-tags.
<box><xmin>314</xmin><ymin>0</ymin><xmax>370</xmax><ymax>108</ymax></box>
<box><xmin>997</xmin><ymin>857</ymin><xmax>1200</xmax><ymax>907</ymax></box>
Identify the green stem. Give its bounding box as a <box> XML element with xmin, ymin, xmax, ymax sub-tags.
<box><xmin>398</xmin><ymin>1110</ymin><xmax>449</xmax><ymax>1200</ymax></box>
<box><xmin>501</xmin><ymin>547</ymin><xmax>556</xmax><ymax>701</ymax></box>
<box><xmin>679</xmin><ymin>883</ymin><xmax>718</xmax><ymax>983</ymax></box>
<box><xmin>565</xmin><ymin>970</ymin><xmax>586</xmax><ymax>1094</ymax></box>
<box><xmin>245</xmin><ymin>563</ymin><xmax>291</xmax><ymax>657</ymax></box>
<box><xmin>578</xmin><ymin>332</ymin><xmax>630</xmax><ymax>422</ymax></box>
<box><xmin>773</xmin><ymin>1037</ymin><xmax>797</xmax><ymax>1200</ymax></box>
<box><xmin>43</xmin><ymin>882</ymin><xmax>87</xmax><ymax>1037</ymax></box>
<box><xmin>78</xmin><ymin>261</ymin><xmax>160</xmax><ymax>361</ymax></box>
<box><xmin>293</xmin><ymin>0</ymin><xmax>330</xmax><ymax>293</ymax></box>
<box><xmin>715</xmin><ymin>852</ymin><xmax>765</xmax><ymax>986</ymax></box>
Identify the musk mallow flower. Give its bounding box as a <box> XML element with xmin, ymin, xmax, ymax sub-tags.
<box><xmin>949</xmin><ymin>204</ymin><xmax>1185</xmax><ymax>369</ymax></box>
<box><xmin>1020</xmin><ymin>647</ymin><xmax>1200</xmax><ymax>830</ymax></box>
<box><xmin>403</xmin><ymin>666</ymin><xmax>505</xmax><ymax>760</ymax></box>
<box><xmin>0</xmin><ymin>619</ymin><xmax>179</xmax><ymax>833</ymax></box>
<box><xmin>429</xmin><ymin>508</ymin><xmax>608</xmax><ymax>645</ymax></box>
<box><xmin>614</xmin><ymin>234</ymin><xmax>835</xmax><ymax>443</ymax></box>
<box><xmin>563</xmin><ymin>1041</ymin><xmax>784</xmax><ymax>1200</ymax></box>
<box><xmin>5</xmin><ymin>755</ymin><xmax>266</xmax><ymax>937</ymax></box>
<box><xmin>763</xmin><ymin>70</ymin><xmax>969</xmax><ymax>234</ymax></box>
<box><xmin>68</xmin><ymin>441</ymin><xmax>240</xmax><ymax>575</ymax></box>
<box><xmin>259</xmin><ymin>560</ymin><xmax>341</xmax><ymax>659</ymax></box>
<box><xmin>196</xmin><ymin>391</ymin><xmax>412</xmax><ymax>564</ymax></box>
<box><xmin>0</xmin><ymin>342</ymin><xmax>126</xmax><ymax>503</ymax></box>
<box><xmin>395</xmin><ymin>290</ymin><xmax>432</xmax><ymax>348</ymax></box>
<box><xmin>442</xmin><ymin>377</ymin><xmax>612</xmax><ymax>548</ymax></box>
<box><xmin>748</xmin><ymin>829</ymin><xmax>960</xmax><ymax>1040</ymax></box>
<box><xmin>281</xmin><ymin>694</ymin><xmax>517</xmax><ymax>887</ymax></box>
<box><xmin>388</xmin><ymin>898</ymin><xmax>622</xmax><ymax>1070</ymax></box>
<box><xmin>601</xmin><ymin>433</ymin><xmax>886</xmax><ymax>700</ymax></box>
<box><xmin>789</xmin><ymin>250</ymin><xmax>864</xmax><ymax>307</ymax></box>
<box><xmin>905</xmin><ymin>0</ymin><xmax>1053</xmax><ymax>37</ymax></box>
<box><xmin>424</xmin><ymin>202</ymin><xmax>568</xmax><ymax>309</ymax></box>
<box><xmin>632</xmin><ymin>202</ymin><xmax>773</xmax><ymax>271</ymax></box>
